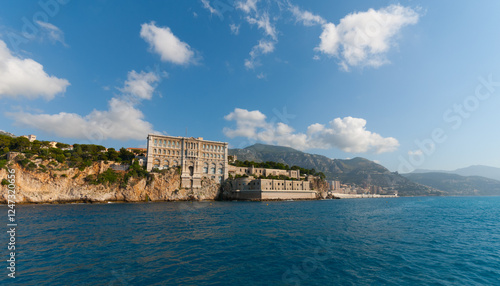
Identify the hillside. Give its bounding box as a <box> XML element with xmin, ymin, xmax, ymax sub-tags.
<box><xmin>403</xmin><ymin>172</ymin><xmax>500</xmax><ymax>196</ymax></box>
<box><xmin>412</xmin><ymin>165</ymin><xmax>500</xmax><ymax>182</ymax></box>
<box><xmin>229</xmin><ymin>144</ymin><xmax>440</xmax><ymax>196</ymax></box>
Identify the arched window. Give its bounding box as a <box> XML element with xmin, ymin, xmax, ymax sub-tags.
<box><xmin>217</xmin><ymin>168</ymin><xmax>223</xmax><ymax>174</ymax></box>
<box><xmin>153</xmin><ymin>149</ymin><xmax>157</xmax><ymax>154</ymax></box>
<box><xmin>210</xmin><ymin>164</ymin><xmax>216</xmax><ymax>174</ymax></box>
<box><xmin>164</xmin><ymin>160</ymin><xmax>169</xmax><ymax>168</ymax></box>
<box><xmin>173</xmin><ymin>160</ymin><xmax>178</xmax><ymax>167</ymax></box>
<box><xmin>203</xmin><ymin>163</ymin><xmax>208</xmax><ymax>174</ymax></box>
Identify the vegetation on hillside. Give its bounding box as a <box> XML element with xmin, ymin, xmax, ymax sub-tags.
<box><xmin>0</xmin><ymin>134</ymin><xmax>152</xmax><ymax>188</ymax></box>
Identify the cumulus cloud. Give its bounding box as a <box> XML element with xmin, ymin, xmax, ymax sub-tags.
<box><xmin>0</xmin><ymin>40</ymin><xmax>70</xmax><ymax>100</ymax></box>
<box><xmin>36</xmin><ymin>21</ymin><xmax>67</xmax><ymax>46</ymax></box>
<box><xmin>8</xmin><ymin>70</ymin><xmax>160</xmax><ymax>141</ymax></box>
<box><xmin>289</xmin><ymin>5</ymin><xmax>326</xmax><ymax>26</ymax></box>
<box><xmin>140</xmin><ymin>22</ymin><xmax>195</xmax><ymax>65</ymax></box>
<box><xmin>316</xmin><ymin>4</ymin><xmax>419</xmax><ymax>70</ymax></box>
<box><xmin>119</xmin><ymin>70</ymin><xmax>159</xmax><ymax>100</ymax></box>
<box><xmin>224</xmin><ymin>108</ymin><xmax>399</xmax><ymax>154</ymax></box>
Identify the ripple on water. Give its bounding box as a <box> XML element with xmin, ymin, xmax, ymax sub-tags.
<box><xmin>4</xmin><ymin>197</ymin><xmax>500</xmax><ymax>285</ymax></box>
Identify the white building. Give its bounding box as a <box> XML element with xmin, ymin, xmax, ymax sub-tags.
<box><xmin>146</xmin><ymin>134</ymin><xmax>228</xmax><ymax>189</ymax></box>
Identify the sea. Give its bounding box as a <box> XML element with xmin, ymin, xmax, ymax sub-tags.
<box><xmin>2</xmin><ymin>197</ymin><xmax>500</xmax><ymax>285</ymax></box>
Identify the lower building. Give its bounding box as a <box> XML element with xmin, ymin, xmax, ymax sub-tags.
<box><xmin>146</xmin><ymin>134</ymin><xmax>228</xmax><ymax>189</ymax></box>
<box><xmin>228</xmin><ymin>165</ymin><xmax>300</xmax><ymax>179</ymax></box>
<box><xmin>229</xmin><ymin>176</ymin><xmax>316</xmax><ymax>200</ymax></box>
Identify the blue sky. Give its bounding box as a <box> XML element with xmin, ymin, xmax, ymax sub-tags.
<box><xmin>1</xmin><ymin>0</ymin><xmax>500</xmax><ymax>173</ymax></box>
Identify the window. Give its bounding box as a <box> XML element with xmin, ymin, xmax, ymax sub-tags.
<box><xmin>153</xmin><ymin>149</ymin><xmax>157</xmax><ymax>154</ymax></box>
<box><xmin>210</xmin><ymin>164</ymin><xmax>216</xmax><ymax>174</ymax></box>
<box><xmin>173</xmin><ymin>160</ymin><xmax>178</xmax><ymax>167</ymax></box>
<box><xmin>217</xmin><ymin>168</ymin><xmax>223</xmax><ymax>174</ymax></box>
<box><xmin>154</xmin><ymin>139</ymin><xmax>157</xmax><ymax>146</ymax></box>
<box><xmin>203</xmin><ymin>163</ymin><xmax>208</xmax><ymax>174</ymax></box>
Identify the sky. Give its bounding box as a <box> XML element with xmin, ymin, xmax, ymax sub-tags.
<box><xmin>1</xmin><ymin>0</ymin><xmax>500</xmax><ymax>173</ymax></box>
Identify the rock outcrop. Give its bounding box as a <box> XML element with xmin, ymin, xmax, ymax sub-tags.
<box><xmin>0</xmin><ymin>163</ymin><xmax>222</xmax><ymax>204</ymax></box>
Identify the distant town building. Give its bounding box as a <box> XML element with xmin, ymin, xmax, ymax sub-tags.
<box><xmin>146</xmin><ymin>134</ymin><xmax>228</xmax><ymax>189</ymax></box>
<box><xmin>21</xmin><ymin>135</ymin><xmax>37</xmax><ymax>142</ymax></box>
<box><xmin>328</xmin><ymin>180</ymin><xmax>340</xmax><ymax>191</ymax></box>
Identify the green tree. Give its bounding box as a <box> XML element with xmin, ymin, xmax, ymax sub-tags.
<box><xmin>10</xmin><ymin>137</ymin><xmax>31</xmax><ymax>152</ymax></box>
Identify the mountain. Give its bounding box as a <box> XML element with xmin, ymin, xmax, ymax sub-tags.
<box><xmin>229</xmin><ymin>144</ymin><xmax>441</xmax><ymax>196</ymax></box>
<box><xmin>453</xmin><ymin>165</ymin><xmax>500</xmax><ymax>181</ymax></box>
<box><xmin>403</xmin><ymin>172</ymin><xmax>500</xmax><ymax>196</ymax></box>
<box><xmin>412</xmin><ymin>165</ymin><xmax>500</xmax><ymax>182</ymax></box>
<box><xmin>0</xmin><ymin>130</ymin><xmax>16</xmax><ymax>138</ymax></box>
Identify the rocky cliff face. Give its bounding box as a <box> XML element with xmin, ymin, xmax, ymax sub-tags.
<box><xmin>0</xmin><ymin>163</ymin><xmax>222</xmax><ymax>204</ymax></box>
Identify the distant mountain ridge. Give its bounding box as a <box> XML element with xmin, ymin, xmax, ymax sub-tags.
<box><xmin>403</xmin><ymin>172</ymin><xmax>500</xmax><ymax>196</ymax></box>
<box><xmin>412</xmin><ymin>165</ymin><xmax>500</xmax><ymax>182</ymax></box>
<box><xmin>229</xmin><ymin>143</ymin><xmax>439</xmax><ymax>196</ymax></box>
<box><xmin>0</xmin><ymin>130</ymin><xmax>16</xmax><ymax>138</ymax></box>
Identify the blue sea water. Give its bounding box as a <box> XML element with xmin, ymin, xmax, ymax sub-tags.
<box><xmin>2</xmin><ymin>197</ymin><xmax>500</xmax><ymax>285</ymax></box>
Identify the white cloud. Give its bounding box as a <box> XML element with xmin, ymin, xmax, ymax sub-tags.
<box><xmin>289</xmin><ymin>5</ymin><xmax>326</xmax><ymax>26</ymax></box>
<box><xmin>36</xmin><ymin>21</ymin><xmax>67</xmax><ymax>46</ymax></box>
<box><xmin>408</xmin><ymin>149</ymin><xmax>423</xmax><ymax>156</ymax></box>
<box><xmin>8</xmin><ymin>70</ymin><xmax>160</xmax><ymax>141</ymax></box>
<box><xmin>230</xmin><ymin>23</ymin><xmax>240</xmax><ymax>35</ymax></box>
<box><xmin>201</xmin><ymin>0</ymin><xmax>222</xmax><ymax>17</ymax></box>
<box><xmin>224</xmin><ymin>108</ymin><xmax>399</xmax><ymax>154</ymax></box>
<box><xmin>119</xmin><ymin>70</ymin><xmax>159</xmax><ymax>100</ymax></box>
<box><xmin>246</xmin><ymin>13</ymin><xmax>277</xmax><ymax>40</ymax></box>
<box><xmin>245</xmin><ymin>39</ymin><xmax>275</xmax><ymax>69</ymax></box>
<box><xmin>140</xmin><ymin>22</ymin><xmax>195</xmax><ymax>65</ymax></box>
<box><xmin>236</xmin><ymin>0</ymin><xmax>259</xmax><ymax>14</ymax></box>
<box><xmin>0</xmin><ymin>40</ymin><xmax>70</xmax><ymax>100</ymax></box>
<box><xmin>256</xmin><ymin>72</ymin><xmax>266</xmax><ymax>79</ymax></box>
<box><xmin>316</xmin><ymin>4</ymin><xmax>419</xmax><ymax>70</ymax></box>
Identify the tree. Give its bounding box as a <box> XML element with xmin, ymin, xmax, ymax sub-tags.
<box><xmin>11</xmin><ymin>137</ymin><xmax>31</xmax><ymax>152</ymax></box>
<box><xmin>107</xmin><ymin>148</ymin><xmax>119</xmax><ymax>161</ymax></box>
<box><xmin>119</xmin><ymin>148</ymin><xmax>135</xmax><ymax>163</ymax></box>
<box><xmin>56</xmin><ymin>142</ymin><xmax>70</xmax><ymax>149</ymax></box>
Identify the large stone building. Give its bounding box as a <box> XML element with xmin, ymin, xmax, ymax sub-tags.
<box><xmin>146</xmin><ymin>134</ymin><xmax>228</xmax><ymax>189</ymax></box>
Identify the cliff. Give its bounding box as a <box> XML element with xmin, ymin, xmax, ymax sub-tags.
<box><xmin>0</xmin><ymin>162</ymin><xmax>221</xmax><ymax>204</ymax></box>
